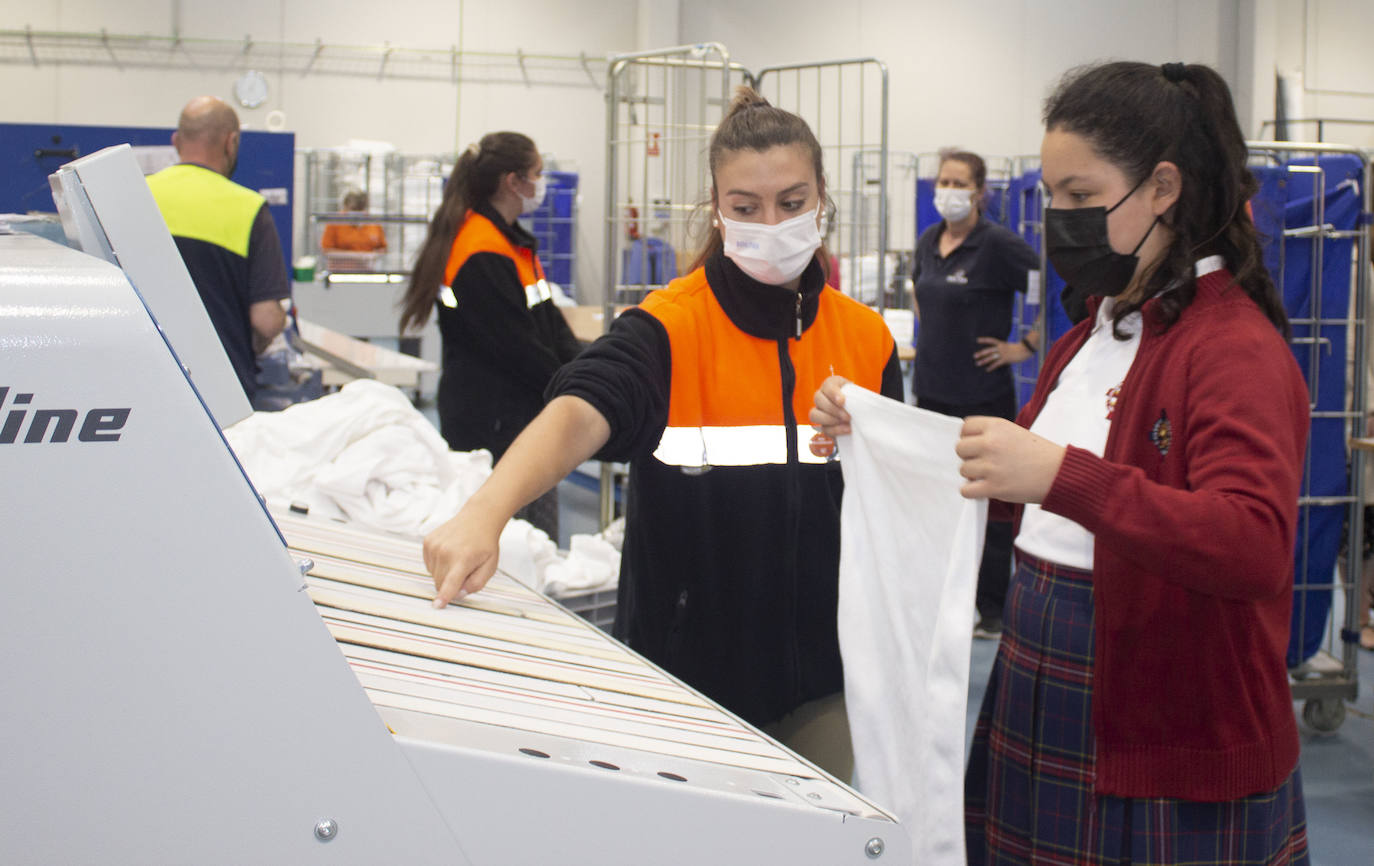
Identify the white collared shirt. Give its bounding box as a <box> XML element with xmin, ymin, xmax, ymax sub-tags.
<box><xmin>1014</xmin><ymin>256</ymin><xmax>1223</xmax><ymax>569</ymax></box>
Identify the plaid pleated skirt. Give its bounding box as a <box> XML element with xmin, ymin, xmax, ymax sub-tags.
<box><xmin>964</xmin><ymin>553</ymin><xmax>1309</xmax><ymax>866</ymax></box>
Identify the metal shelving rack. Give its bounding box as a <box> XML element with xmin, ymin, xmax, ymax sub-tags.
<box><xmin>298</xmin><ymin>148</ymin><xmax>451</xmax><ymax>281</ymax></box>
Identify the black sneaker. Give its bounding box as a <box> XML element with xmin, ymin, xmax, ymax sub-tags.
<box><xmin>973</xmin><ymin>616</ymin><xmax>1003</xmax><ymax>640</ymax></box>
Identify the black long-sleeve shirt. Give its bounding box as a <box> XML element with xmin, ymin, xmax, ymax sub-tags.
<box><xmin>549</xmin><ymin>255</ymin><xmax>903</xmax><ymax>726</ymax></box>
<box><xmin>435</xmin><ymin>204</ymin><xmax>582</xmax><ymax>458</ymax></box>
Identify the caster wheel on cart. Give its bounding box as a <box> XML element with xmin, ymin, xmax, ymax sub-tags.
<box><xmin>1302</xmin><ymin>698</ymin><xmax>1346</xmax><ymax>733</ymax></box>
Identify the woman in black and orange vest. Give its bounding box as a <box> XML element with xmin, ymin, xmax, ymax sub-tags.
<box><xmin>423</xmin><ymin>89</ymin><xmax>904</xmax><ymax>779</ymax></box>
<box><xmin>401</xmin><ymin>132</ymin><xmax>582</xmax><ymax>539</ymax></box>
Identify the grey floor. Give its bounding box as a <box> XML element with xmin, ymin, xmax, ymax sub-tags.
<box><xmin>554</xmin><ymin>478</ymin><xmax>1374</xmax><ymax>864</ymax></box>
<box><xmin>1289</xmin><ymin>646</ymin><xmax>1374</xmax><ymax>864</ymax></box>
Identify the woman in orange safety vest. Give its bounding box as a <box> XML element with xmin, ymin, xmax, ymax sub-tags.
<box><xmin>423</xmin><ymin>91</ymin><xmax>903</xmax><ymax>780</ymax></box>
<box><xmin>401</xmin><ymin>132</ymin><xmax>582</xmax><ymax>539</ymax></box>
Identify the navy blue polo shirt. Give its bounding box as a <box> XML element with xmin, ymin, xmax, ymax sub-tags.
<box><xmin>912</xmin><ymin>218</ymin><xmax>1039</xmax><ymax>406</ymax></box>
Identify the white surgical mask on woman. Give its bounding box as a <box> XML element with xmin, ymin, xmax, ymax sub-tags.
<box><xmin>933</xmin><ymin>187</ymin><xmax>975</xmax><ymax>223</ymax></box>
<box><xmin>520</xmin><ymin>174</ymin><xmax>548</xmax><ymax>215</ymax></box>
<box><xmin>717</xmin><ymin>206</ymin><xmax>822</xmax><ymax>285</ymax></box>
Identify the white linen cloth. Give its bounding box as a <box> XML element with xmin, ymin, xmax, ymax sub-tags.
<box><xmin>836</xmin><ymin>385</ymin><xmax>986</xmax><ymax>866</ymax></box>
<box><xmin>223</xmin><ymin>379</ymin><xmax>618</xmax><ymax>593</ymax></box>
<box><xmin>542</xmin><ymin>533</ymin><xmax>622</xmax><ymax>596</ymax></box>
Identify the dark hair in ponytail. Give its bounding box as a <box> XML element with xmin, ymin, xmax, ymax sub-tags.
<box><xmin>690</xmin><ymin>86</ymin><xmax>830</xmax><ymax>273</ymax></box>
<box><xmin>1044</xmin><ymin>61</ymin><xmax>1288</xmax><ymax>337</ymax></box>
<box><xmin>400</xmin><ymin>131</ymin><xmax>538</xmax><ymax>332</ymax></box>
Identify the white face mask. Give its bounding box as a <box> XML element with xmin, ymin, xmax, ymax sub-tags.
<box><xmin>933</xmin><ymin>187</ymin><xmax>975</xmax><ymax>223</ymax></box>
<box><xmin>717</xmin><ymin>205</ymin><xmax>822</xmax><ymax>286</ymax></box>
<box><xmin>520</xmin><ymin>174</ymin><xmax>547</xmax><ymax>215</ymax></box>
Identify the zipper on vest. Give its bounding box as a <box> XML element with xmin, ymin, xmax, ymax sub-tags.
<box><xmin>776</xmin><ymin>337</ymin><xmax>803</xmax><ymax>705</ymax></box>
<box><xmin>795</xmin><ymin>292</ymin><xmax>802</xmax><ymax>338</ymax></box>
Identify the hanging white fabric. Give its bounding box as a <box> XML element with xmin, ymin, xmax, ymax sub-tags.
<box><xmin>836</xmin><ymin>384</ymin><xmax>986</xmax><ymax>866</ymax></box>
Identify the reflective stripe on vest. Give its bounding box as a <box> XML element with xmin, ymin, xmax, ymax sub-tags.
<box><xmin>639</xmin><ymin>267</ymin><xmax>895</xmax><ymax>468</ymax></box>
<box><xmin>524</xmin><ymin>278</ymin><xmax>554</xmax><ymax>308</ymax></box>
<box><xmin>444</xmin><ymin>211</ymin><xmax>547</xmax><ymax>307</ymax></box>
<box><xmin>653</xmin><ymin>424</ymin><xmax>830</xmax><ymax>468</ymax></box>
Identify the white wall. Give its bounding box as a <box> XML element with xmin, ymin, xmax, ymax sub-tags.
<box><xmin>1264</xmin><ymin>0</ymin><xmax>1374</xmax><ymax>147</ymax></box>
<box><xmin>681</xmin><ymin>0</ymin><xmax>1245</xmax><ymax>160</ymax></box>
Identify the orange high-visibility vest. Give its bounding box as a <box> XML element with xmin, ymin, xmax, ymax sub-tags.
<box><xmin>639</xmin><ymin>267</ymin><xmax>893</xmax><ymax>468</ymax></box>
<box><xmin>443</xmin><ymin>210</ymin><xmax>552</xmax><ymax>308</ymax></box>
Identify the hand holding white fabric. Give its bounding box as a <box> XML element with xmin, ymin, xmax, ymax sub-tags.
<box><xmin>809</xmin><ymin>374</ymin><xmax>853</xmax><ymax>437</ymax></box>
<box><xmin>955</xmin><ymin>415</ymin><xmax>1065</xmax><ymax>503</ymax></box>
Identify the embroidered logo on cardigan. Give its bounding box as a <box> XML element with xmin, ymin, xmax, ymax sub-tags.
<box><xmin>1105</xmin><ymin>384</ymin><xmax>1122</xmax><ymax>420</ymax></box>
<box><xmin>1150</xmin><ymin>410</ymin><xmax>1172</xmax><ymax>455</ymax></box>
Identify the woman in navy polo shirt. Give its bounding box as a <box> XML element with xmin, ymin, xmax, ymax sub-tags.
<box><xmin>913</xmin><ymin>149</ymin><xmax>1039</xmax><ymax>638</ymax></box>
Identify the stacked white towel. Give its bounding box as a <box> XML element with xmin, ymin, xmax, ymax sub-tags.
<box><xmin>224</xmin><ymin>379</ymin><xmax>619</xmax><ymax>594</ymax></box>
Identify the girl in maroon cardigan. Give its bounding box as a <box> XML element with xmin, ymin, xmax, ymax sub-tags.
<box><xmin>960</xmin><ymin>61</ymin><xmax>1309</xmax><ymax>864</ymax></box>
<box><xmin>817</xmin><ymin>61</ymin><xmax>1309</xmax><ymax>864</ymax></box>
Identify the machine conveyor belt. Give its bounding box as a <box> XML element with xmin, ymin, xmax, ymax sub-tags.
<box><xmin>321</xmin><ymin>613</ymin><xmax>696</xmax><ymax>705</ymax></box>
<box><xmin>303</xmin><ymin>551</ymin><xmax>562</xmax><ymax>621</ymax></box>
<box><xmin>274</xmin><ymin>508</ymin><xmax>848</xmax><ymax>781</ymax></box>
<box><xmin>343</xmin><ymin>651</ymin><xmax>759</xmax><ymax>746</ymax></box>
<box><xmin>338</xmin><ymin>643</ymin><xmax>735</xmax><ymax>726</ymax></box>
<box><xmin>275</xmin><ymin>512</ymin><xmax>460</xmax><ymax>573</ymax></box>
<box><xmin>307</xmin><ymin>575</ymin><xmax>628</xmax><ymax>660</ymax></box>
<box><xmin>364</xmin><ymin>688</ymin><xmax>806</xmax><ymax>776</ymax></box>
